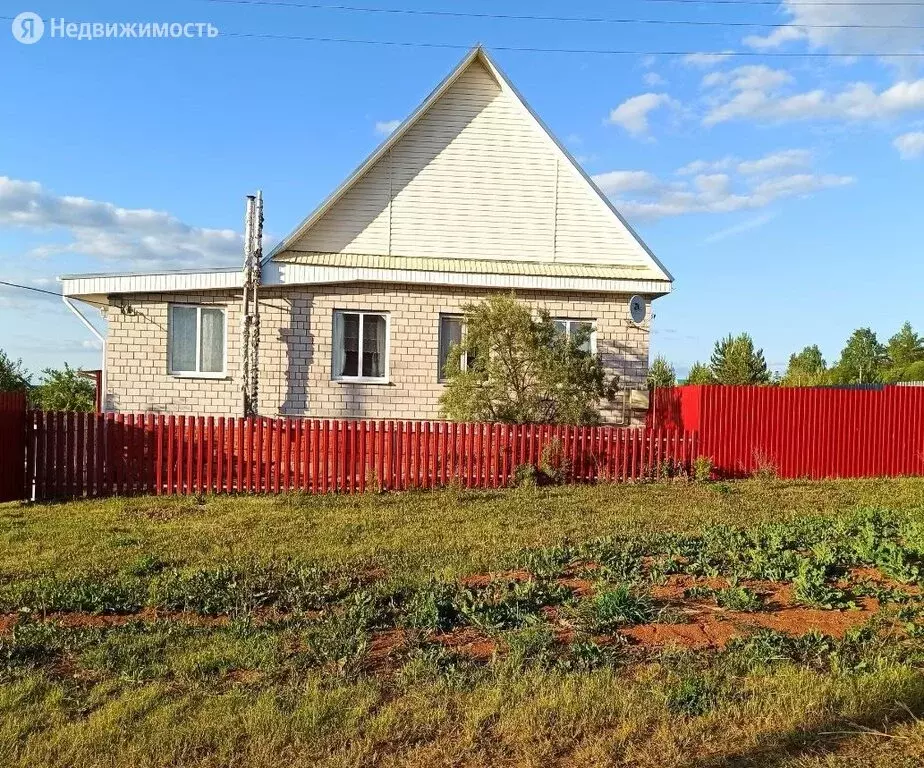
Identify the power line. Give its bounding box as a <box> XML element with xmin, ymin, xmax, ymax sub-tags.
<box><xmin>642</xmin><ymin>0</ymin><xmax>924</xmax><ymax>5</ymax></box>
<box><xmin>199</xmin><ymin>0</ymin><xmax>924</xmax><ymax>30</ymax></box>
<box><xmin>0</xmin><ymin>281</ymin><xmax>110</xmax><ymax>311</ymax></box>
<box><xmin>219</xmin><ymin>31</ymin><xmax>924</xmax><ymax>56</ymax></box>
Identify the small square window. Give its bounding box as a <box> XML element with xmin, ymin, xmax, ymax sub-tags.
<box><xmin>168</xmin><ymin>304</ymin><xmax>227</xmax><ymax>377</ymax></box>
<box><xmin>554</xmin><ymin>318</ymin><xmax>596</xmax><ymax>353</ymax></box>
<box><xmin>333</xmin><ymin>310</ymin><xmax>389</xmax><ymax>382</ymax></box>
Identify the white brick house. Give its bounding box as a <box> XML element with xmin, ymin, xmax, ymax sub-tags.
<box><xmin>60</xmin><ymin>47</ymin><xmax>673</xmax><ymax>423</ymax></box>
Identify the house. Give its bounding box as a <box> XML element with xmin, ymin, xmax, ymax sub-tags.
<box><xmin>60</xmin><ymin>47</ymin><xmax>673</xmax><ymax>424</ymax></box>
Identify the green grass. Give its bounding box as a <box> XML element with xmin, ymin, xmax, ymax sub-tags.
<box><xmin>1</xmin><ymin>478</ymin><xmax>923</xmax><ymax>767</ymax></box>
<box><xmin>3</xmin><ymin>478</ymin><xmax>923</xmax><ymax>582</ymax></box>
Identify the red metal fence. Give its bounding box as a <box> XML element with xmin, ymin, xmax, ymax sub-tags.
<box><xmin>0</xmin><ymin>393</ymin><xmax>26</xmax><ymax>502</ymax></box>
<box><xmin>23</xmin><ymin>413</ymin><xmax>697</xmax><ymax>502</ymax></box>
<box><xmin>650</xmin><ymin>385</ymin><xmax>924</xmax><ymax>479</ymax></box>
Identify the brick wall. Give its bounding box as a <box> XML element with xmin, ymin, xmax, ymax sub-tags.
<box><xmin>104</xmin><ymin>283</ymin><xmax>652</xmax><ymax>423</ymax></box>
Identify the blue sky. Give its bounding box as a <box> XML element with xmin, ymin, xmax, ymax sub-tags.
<box><xmin>1</xmin><ymin>0</ymin><xmax>923</xmax><ymax>379</ymax></box>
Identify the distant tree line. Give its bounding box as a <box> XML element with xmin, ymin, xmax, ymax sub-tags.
<box><xmin>0</xmin><ymin>349</ymin><xmax>96</xmax><ymax>411</ymax></box>
<box><xmin>648</xmin><ymin>322</ymin><xmax>924</xmax><ymax>388</ymax></box>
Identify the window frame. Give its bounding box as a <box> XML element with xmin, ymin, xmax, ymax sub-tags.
<box><xmin>331</xmin><ymin>309</ymin><xmax>391</xmax><ymax>384</ymax></box>
<box><xmin>167</xmin><ymin>303</ymin><xmax>228</xmax><ymax>379</ymax></box>
<box><xmin>437</xmin><ymin>313</ymin><xmax>472</xmax><ymax>383</ymax></box>
<box><xmin>553</xmin><ymin>318</ymin><xmax>598</xmax><ymax>354</ymax></box>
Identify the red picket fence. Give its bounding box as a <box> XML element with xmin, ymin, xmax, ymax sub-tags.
<box><xmin>0</xmin><ymin>393</ymin><xmax>27</xmax><ymax>502</ymax></box>
<box><xmin>650</xmin><ymin>385</ymin><xmax>924</xmax><ymax>479</ymax></box>
<box><xmin>23</xmin><ymin>412</ymin><xmax>698</xmax><ymax>501</ymax></box>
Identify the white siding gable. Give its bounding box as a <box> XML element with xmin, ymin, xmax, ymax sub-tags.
<box><xmin>283</xmin><ymin>50</ymin><xmax>670</xmax><ymax>281</ymax></box>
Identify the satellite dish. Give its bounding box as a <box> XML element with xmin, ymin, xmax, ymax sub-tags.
<box><xmin>629</xmin><ymin>295</ymin><xmax>646</xmax><ymax>324</ymax></box>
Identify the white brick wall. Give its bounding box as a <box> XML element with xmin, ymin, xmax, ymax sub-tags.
<box><xmin>104</xmin><ymin>284</ymin><xmax>652</xmax><ymax>424</ymax></box>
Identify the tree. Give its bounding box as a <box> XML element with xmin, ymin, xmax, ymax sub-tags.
<box><xmin>684</xmin><ymin>362</ymin><xmax>715</xmax><ymax>385</ymax></box>
<box><xmin>439</xmin><ymin>294</ymin><xmax>612</xmax><ymax>424</ymax></box>
<box><xmin>709</xmin><ymin>333</ymin><xmax>770</xmax><ymax>385</ymax></box>
<box><xmin>0</xmin><ymin>349</ymin><xmax>31</xmax><ymax>392</ymax></box>
<box><xmin>834</xmin><ymin>328</ymin><xmax>887</xmax><ymax>384</ymax></box>
<box><xmin>782</xmin><ymin>345</ymin><xmax>828</xmax><ymax>386</ymax></box>
<box><xmin>895</xmin><ymin>360</ymin><xmax>924</xmax><ymax>383</ymax></box>
<box><xmin>884</xmin><ymin>322</ymin><xmax>924</xmax><ymax>382</ymax></box>
<box><xmin>647</xmin><ymin>355</ymin><xmax>676</xmax><ymax>389</ymax></box>
<box><xmin>32</xmin><ymin>364</ymin><xmax>95</xmax><ymax>412</ymax></box>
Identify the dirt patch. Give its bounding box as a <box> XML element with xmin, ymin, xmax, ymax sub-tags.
<box><xmin>365</xmin><ymin>628</ymin><xmax>410</xmax><ymax>672</ymax></box>
<box><xmin>621</xmin><ymin>620</ymin><xmax>737</xmax><ymax>650</ymax></box>
<box><xmin>461</xmin><ymin>570</ymin><xmax>532</xmax><ymax>589</ymax></box>
<box><xmin>650</xmin><ymin>574</ymin><xmax>730</xmax><ymax>602</ymax></box>
<box><xmin>226</xmin><ymin>668</ymin><xmax>264</xmax><ymax>685</ymax></box>
<box><xmin>432</xmin><ymin>626</ymin><xmax>497</xmax><ymax>661</ymax></box>
<box><xmin>556</xmin><ymin>577</ymin><xmax>594</xmax><ymax>598</ymax></box>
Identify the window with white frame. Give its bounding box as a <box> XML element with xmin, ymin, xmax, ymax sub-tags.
<box><xmin>437</xmin><ymin>314</ymin><xmax>475</xmax><ymax>382</ymax></box>
<box><xmin>332</xmin><ymin>310</ymin><xmax>389</xmax><ymax>382</ymax></box>
<box><xmin>553</xmin><ymin>318</ymin><xmax>596</xmax><ymax>353</ymax></box>
<box><xmin>168</xmin><ymin>304</ymin><xmax>227</xmax><ymax>376</ymax></box>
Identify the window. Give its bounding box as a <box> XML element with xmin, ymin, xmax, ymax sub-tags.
<box><xmin>437</xmin><ymin>314</ymin><xmax>474</xmax><ymax>382</ymax></box>
<box><xmin>168</xmin><ymin>304</ymin><xmax>226</xmax><ymax>376</ymax></box>
<box><xmin>554</xmin><ymin>318</ymin><xmax>596</xmax><ymax>353</ymax></box>
<box><xmin>332</xmin><ymin>310</ymin><xmax>389</xmax><ymax>382</ymax></box>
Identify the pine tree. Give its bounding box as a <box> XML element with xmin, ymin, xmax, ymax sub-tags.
<box><xmin>684</xmin><ymin>362</ymin><xmax>715</xmax><ymax>385</ymax></box>
<box><xmin>709</xmin><ymin>334</ymin><xmax>770</xmax><ymax>385</ymax></box>
<box><xmin>646</xmin><ymin>355</ymin><xmax>676</xmax><ymax>389</ymax></box>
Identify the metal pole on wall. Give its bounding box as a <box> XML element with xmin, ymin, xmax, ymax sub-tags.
<box><xmin>240</xmin><ymin>192</ymin><xmax>264</xmax><ymax>417</ymax></box>
<box><xmin>250</xmin><ymin>191</ymin><xmax>263</xmax><ymax>416</ymax></box>
<box><xmin>240</xmin><ymin>195</ymin><xmax>254</xmax><ymax>416</ymax></box>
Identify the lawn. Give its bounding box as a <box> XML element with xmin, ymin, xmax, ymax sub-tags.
<box><xmin>1</xmin><ymin>478</ymin><xmax>924</xmax><ymax>767</ymax></box>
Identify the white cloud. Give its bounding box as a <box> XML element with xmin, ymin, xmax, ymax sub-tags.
<box><xmin>742</xmin><ymin>0</ymin><xmax>924</xmax><ymax>56</ymax></box>
<box><xmin>676</xmin><ymin>157</ymin><xmax>735</xmax><ymax>176</ymax></box>
<box><xmin>704</xmin><ymin>212</ymin><xmax>778</xmax><ymax>243</ymax></box>
<box><xmin>743</xmin><ymin>26</ymin><xmax>807</xmax><ymax>52</ymax></box>
<box><xmin>81</xmin><ymin>339</ymin><xmax>103</xmax><ymax>350</ymax></box>
<box><xmin>894</xmin><ymin>130</ymin><xmax>924</xmax><ymax>157</ymax></box>
<box><xmin>702</xmin><ymin>65</ymin><xmax>793</xmax><ymax>92</ymax></box>
<box><xmin>737</xmin><ymin>149</ymin><xmax>813</xmax><ymax>175</ymax></box>
<box><xmin>681</xmin><ymin>52</ymin><xmax>734</xmax><ymax>68</ymax></box>
<box><xmin>374</xmin><ymin>119</ymin><xmax>401</xmax><ymax>136</ymax></box>
<box><xmin>594</xmin><ymin>149</ymin><xmax>853</xmax><ymax>221</ymax></box>
<box><xmin>643</xmin><ymin>72</ymin><xmax>667</xmax><ymax>87</ymax></box>
<box><xmin>704</xmin><ymin>76</ymin><xmax>924</xmax><ymax>125</ymax></box>
<box><xmin>592</xmin><ymin>170</ymin><xmax>662</xmax><ymax>196</ymax></box>
<box><xmin>607</xmin><ymin>93</ymin><xmax>675</xmax><ymax>136</ymax></box>
<box><xmin>0</xmin><ymin>176</ymin><xmax>241</xmax><ymax>270</ymax></box>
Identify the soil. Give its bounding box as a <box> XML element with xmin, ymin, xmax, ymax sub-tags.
<box><xmin>364</xmin><ymin>628</ymin><xmax>410</xmax><ymax>672</ymax></box>
<box><xmin>431</xmin><ymin>626</ymin><xmax>497</xmax><ymax>661</ymax></box>
<box><xmin>619</xmin><ymin>574</ymin><xmax>883</xmax><ymax>651</ymax></box>
<box><xmin>2</xmin><ymin>567</ymin><xmax>912</xmax><ymax>663</ymax></box>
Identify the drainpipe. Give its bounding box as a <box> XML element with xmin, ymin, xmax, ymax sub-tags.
<box><xmin>62</xmin><ymin>296</ymin><xmax>107</xmax><ymax>413</ymax></box>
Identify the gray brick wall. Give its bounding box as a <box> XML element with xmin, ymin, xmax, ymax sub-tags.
<box><xmin>104</xmin><ymin>283</ymin><xmax>653</xmax><ymax>424</ymax></box>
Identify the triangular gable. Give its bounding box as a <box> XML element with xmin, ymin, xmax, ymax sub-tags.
<box><xmin>267</xmin><ymin>47</ymin><xmax>672</xmax><ymax>284</ymax></box>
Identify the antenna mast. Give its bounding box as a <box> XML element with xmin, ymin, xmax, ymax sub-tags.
<box><xmin>240</xmin><ymin>191</ymin><xmax>263</xmax><ymax>416</ymax></box>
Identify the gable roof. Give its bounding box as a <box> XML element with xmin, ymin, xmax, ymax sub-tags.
<box><xmin>266</xmin><ymin>46</ymin><xmax>672</xmax><ymax>285</ymax></box>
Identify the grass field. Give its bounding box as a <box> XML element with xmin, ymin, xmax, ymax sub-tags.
<box><xmin>1</xmin><ymin>478</ymin><xmax>924</xmax><ymax>767</ymax></box>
